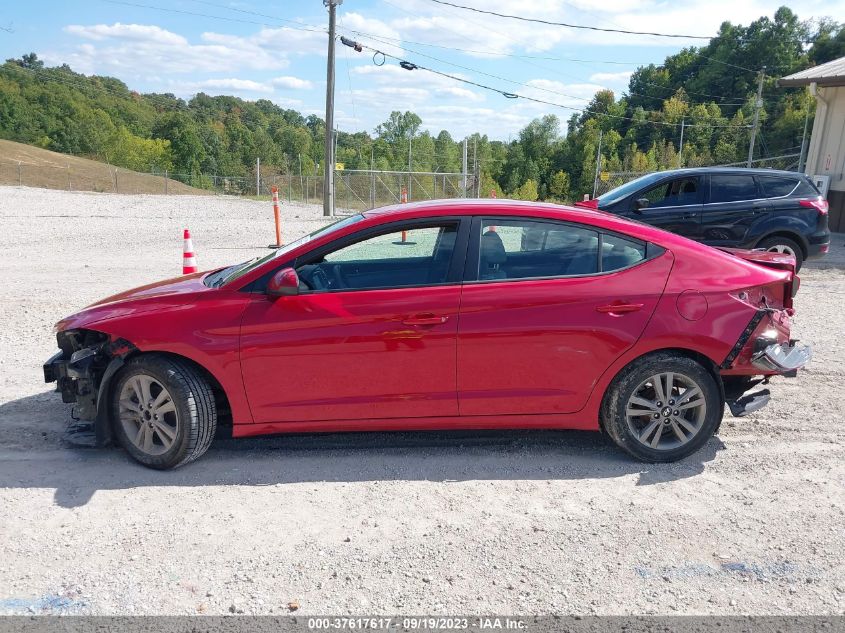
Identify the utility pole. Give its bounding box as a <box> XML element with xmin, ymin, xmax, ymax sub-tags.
<box><xmin>473</xmin><ymin>136</ymin><xmax>478</xmax><ymax>198</ymax></box>
<box><xmin>408</xmin><ymin>136</ymin><xmax>412</xmax><ymax>201</ymax></box>
<box><xmin>256</xmin><ymin>157</ymin><xmax>260</xmax><ymax>195</ymax></box>
<box><xmin>747</xmin><ymin>67</ymin><xmax>765</xmax><ymax>168</ymax></box>
<box><xmin>592</xmin><ymin>130</ymin><xmax>603</xmax><ymax>199</ymax></box>
<box><xmin>461</xmin><ymin>138</ymin><xmax>468</xmax><ymax>197</ymax></box>
<box><xmin>798</xmin><ymin>87</ymin><xmax>811</xmax><ymax>173</ymax></box>
<box><xmin>323</xmin><ymin>0</ymin><xmax>341</xmax><ymax>216</ymax></box>
<box><xmin>677</xmin><ymin>118</ymin><xmax>685</xmax><ymax>168</ymax></box>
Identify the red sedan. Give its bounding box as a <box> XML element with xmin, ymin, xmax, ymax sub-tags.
<box><xmin>44</xmin><ymin>200</ymin><xmax>810</xmax><ymax>469</ymax></box>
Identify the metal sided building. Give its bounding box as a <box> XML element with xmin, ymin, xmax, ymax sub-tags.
<box><xmin>780</xmin><ymin>56</ymin><xmax>845</xmax><ymax>232</ymax></box>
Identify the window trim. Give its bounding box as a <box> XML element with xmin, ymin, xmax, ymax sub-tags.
<box><xmin>265</xmin><ymin>216</ymin><xmax>471</xmax><ymax>295</ymax></box>
<box><xmin>463</xmin><ymin>216</ymin><xmax>662</xmax><ymax>285</ymax></box>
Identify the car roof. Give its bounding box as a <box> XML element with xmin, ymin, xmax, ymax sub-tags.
<box><xmin>628</xmin><ymin>166</ymin><xmax>806</xmax><ymax>178</ymax></box>
<box><xmin>358</xmin><ymin>198</ymin><xmax>672</xmax><ymax>245</ymax></box>
<box><xmin>363</xmin><ymin>198</ymin><xmax>608</xmax><ymax>219</ymax></box>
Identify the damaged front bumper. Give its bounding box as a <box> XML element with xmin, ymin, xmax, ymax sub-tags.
<box><xmin>44</xmin><ymin>329</ymin><xmax>135</xmax><ymax>446</ymax></box>
<box><xmin>43</xmin><ymin>347</ymin><xmax>102</xmax><ymax>420</ymax></box>
<box><xmin>752</xmin><ymin>340</ymin><xmax>812</xmax><ymax>373</ymax></box>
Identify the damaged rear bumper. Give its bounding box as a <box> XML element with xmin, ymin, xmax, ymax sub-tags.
<box><xmin>752</xmin><ymin>341</ymin><xmax>812</xmax><ymax>373</ymax></box>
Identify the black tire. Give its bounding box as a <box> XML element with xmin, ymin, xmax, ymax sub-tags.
<box><xmin>111</xmin><ymin>355</ymin><xmax>217</xmax><ymax>469</ymax></box>
<box><xmin>601</xmin><ymin>352</ymin><xmax>722</xmax><ymax>463</ymax></box>
<box><xmin>757</xmin><ymin>236</ymin><xmax>804</xmax><ymax>271</ymax></box>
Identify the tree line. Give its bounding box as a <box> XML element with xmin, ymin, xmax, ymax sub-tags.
<box><xmin>1</xmin><ymin>7</ymin><xmax>843</xmax><ymax>201</ymax></box>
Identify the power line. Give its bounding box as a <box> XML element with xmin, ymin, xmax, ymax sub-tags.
<box><xmin>151</xmin><ymin>0</ymin><xmax>760</xmax><ymax>104</ymax></box>
<box><xmin>424</xmin><ymin>0</ymin><xmax>712</xmax><ymax>40</ymax></box>
<box><xmin>373</xmin><ymin>1</ymin><xmax>759</xmax><ymax>107</ymax></box>
<box><xmin>353</xmin><ymin>31</ymin><xmax>753</xmax><ymax>111</ymax></box>
<box><xmin>340</xmin><ymin>39</ymin><xmax>751</xmax><ymax>130</ymax></box>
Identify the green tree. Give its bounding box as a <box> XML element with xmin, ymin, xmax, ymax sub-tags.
<box><xmin>548</xmin><ymin>171</ymin><xmax>571</xmax><ymax>202</ymax></box>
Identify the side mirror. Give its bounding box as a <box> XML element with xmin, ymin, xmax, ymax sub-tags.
<box><xmin>634</xmin><ymin>198</ymin><xmax>650</xmax><ymax>212</ymax></box>
<box><xmin>267</xmin><ymin>267</ymin><xmax>300</xmax><ymax>298</ymax></box>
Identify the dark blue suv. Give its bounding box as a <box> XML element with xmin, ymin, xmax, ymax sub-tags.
<box><xmin>577</xmin><ymin>168</ymin><xmax>830</xmax><ymax>270</ymax></box>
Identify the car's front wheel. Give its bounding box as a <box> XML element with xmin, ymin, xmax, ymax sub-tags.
<box><xmin>601</xmin><ymin>353</ymin><xmax>722</xmax><ymax>462</ymax></box>
<box><xmin>111</xmin><ymin>355</ymin><xmax>217</xmax><ymax>469</ymax></box>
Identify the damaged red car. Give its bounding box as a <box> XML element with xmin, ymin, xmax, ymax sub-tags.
<box><xmin>44</xmin><ymin>200</ymin><xmax>810</xmax><ymax>469</ymax></box>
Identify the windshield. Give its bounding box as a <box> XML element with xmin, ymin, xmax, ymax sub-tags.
<box><xmin>207</xmin><ymin>213</ymin><xmax>365</xmax><ymax>287</ymax></box>
<box><xmin>597</xmin><ymin>172</ymin><xmax>666</xmax><ymax>207</ymax></box>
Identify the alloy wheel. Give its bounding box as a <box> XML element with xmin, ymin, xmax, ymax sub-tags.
<box><xmin>765</xmin><ymin>243</ymin><xmax>796</xmax><ymax>257</ymax></box>
<box><xmin>118</xmin><ymin>374</ymin><xmax>179</xmax><ymax>455</ymax></box>
<box><xmin>624</xmin><ymin>372</ymin><xmax>707</xmax><ymax>451</ymax></box>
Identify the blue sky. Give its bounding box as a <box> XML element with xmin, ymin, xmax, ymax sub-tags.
<box><xmin>1</xmin><ymin>0</ymin><xmax>841</xmax><ymax>140</ymax></box>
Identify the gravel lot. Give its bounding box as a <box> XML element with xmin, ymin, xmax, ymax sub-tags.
<box><xmin>0</xmin><ymin>186</ymin><xmax>843</xmax><ymax>616</ymax></box>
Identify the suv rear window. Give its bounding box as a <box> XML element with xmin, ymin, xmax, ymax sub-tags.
<box><xmin>758</xmin><ymin>176</ymin><xmax>799</xmax><ymax>198</ymax></box>
<box><xmin>794</xmin><ymin>179</ymin><xmax>821</xmax><ymax>196</ymax></box>
<box><xmin>710</xmin><ymin>174</ymin><xmax>759</xmax><ymax>203</ymax></box>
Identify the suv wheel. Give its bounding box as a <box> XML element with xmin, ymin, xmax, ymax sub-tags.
<box><xmin>758</xmin><ymin>236</ymin><xmax>804</xmax><ymax>271</ymax></box>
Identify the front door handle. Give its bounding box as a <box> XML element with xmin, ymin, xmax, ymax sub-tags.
<box><xmin>596</xmin><ymin>303</ymin><xmax>644</xmax><ymax>315</ymax></box>
<box><xmin>402</xmin><ymin>313</ymin><xmax>449</xmax><ymax>326</ymax></box>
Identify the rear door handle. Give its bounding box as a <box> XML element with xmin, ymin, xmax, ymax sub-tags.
<box><xmin>596</xmin><ymin>303</ymin><xmax>644</xmax><ymax>314</ymax></box>
<box><xmin>402</xmin><ymin>313</ymin><xmax>449</xmax><ymax>326</ymax></box>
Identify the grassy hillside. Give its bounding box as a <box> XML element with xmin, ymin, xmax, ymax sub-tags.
<box><xmin>0</xmin><ymin>139</ymin><xmax>209</xmax><ymax>195</ymax></box>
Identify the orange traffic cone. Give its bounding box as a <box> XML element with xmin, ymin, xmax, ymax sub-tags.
<box><xmin>490</xmin><ymin>189</ymin><xmax>497</xmax><ymax>198</ymax></box>
<box><xmin>182</xmin><ymin>228</ymin><xmax>197</xmax><ymax>274</ymax></box>
<box><xmin>400</xmin><ymin>186</ymin><xmax>408</xmax><ymax>203</ymax></box>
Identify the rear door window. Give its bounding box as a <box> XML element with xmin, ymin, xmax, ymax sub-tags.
<box><xmin>709</xmin><ymin>174</ymin><xmax>760</xmax><ymax>203</ymax></box>
<box><xmin>477</xmin><ymin>219</ymin><xmax>599</xmax><ymax>280</ymax></box>
<box><xmin>758</xmin><ymin>176</ymin><xmax>799</xmax><ymax>198</ymax></box>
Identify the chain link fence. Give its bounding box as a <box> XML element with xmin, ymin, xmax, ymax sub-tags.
<box><xmin>593</xmin><ymin>153</ymin><xmax>802</xmax><ymax>198</ymax></box>
<box><xmin>0</xmin><ymin>158</ymin><xmax>477</xmax><ymax>210</ymax></box>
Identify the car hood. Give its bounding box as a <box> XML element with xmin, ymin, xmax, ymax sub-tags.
<box><xmin>56</xmin><ymin>272</ymin><xmax>211</xmax><ymax>332</ymax></box>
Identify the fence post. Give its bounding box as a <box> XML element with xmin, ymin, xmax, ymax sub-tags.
<box><xmin>17</xmin><ymin>161</ymin><xmax>21</xmax><ymax>186</ymax></box>
<box><xmin>67</xmin><ymin>163</ymin><xmax>72</xmax><ymax>191</ymax></box>
<box><xmin>345</xmin><ymin>172</ymin><xmax>350</xmax><ymax>211</ymax></box>
<box><xmin>164</xmin><ymin>169</ymin><xmax>168</xmax><ymax>195</ymax></box>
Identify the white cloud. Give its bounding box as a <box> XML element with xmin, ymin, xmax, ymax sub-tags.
<box><xmin>351</xmin><ymin>64</ymin><xmax>485</xmax><ymax>102</ymax></box>
<box><xmin>65</xmin><ymin>23</ymin><xmax>187</xmax><ymax>45</ymax></box>
<box><xmin>271</xmin><ymin>76</ymin><xmax>314</xmax><ymax>90</ymax></box>
<box><xmin>589</xmin><ymin>71</ymin><xmax>635</xmax><ymax>84</ymax></box>
<box><xmin>182</xmin><ymin>78</ymin><xmax>274</xmax><ymax>94</ymax></box>
<box><xmin>58</xmin><ymin>22</ymin><xmax>293</xmax><ymax>74</ymax></box>
<box><xmin>522</xmin><ymin>79</ymin><xmax>606</xmax><ymax>108</ymax></box>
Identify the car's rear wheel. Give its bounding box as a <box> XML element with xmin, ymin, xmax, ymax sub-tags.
<box><xmin>758</xmin><ymin>236</ymin><xmax>804</xmax><ymax>271</ymax></box>
<box><xmin>602</xmin><ymin>353</ymin><xmax>722</xmax><ymax>462</ymax></box>
<box><xmin>111</xmin><ymin>355</ymin><xmax>217</xmax><ymax>469</ymax></box>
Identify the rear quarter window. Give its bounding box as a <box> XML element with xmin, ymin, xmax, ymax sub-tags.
<box><xmin>794</xmin><ymin>179</ymin><xmax>821</xmax><ymax>197</ymax></box>
<box><xmin>758</xmin><ymin>176</ymin><xmax>799</xmax><ymax>198</ymax></box>
<box><xmin>601</xmin><ymin>234</ymin><xmax>646</xmax><ymax>272</ymax></box>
